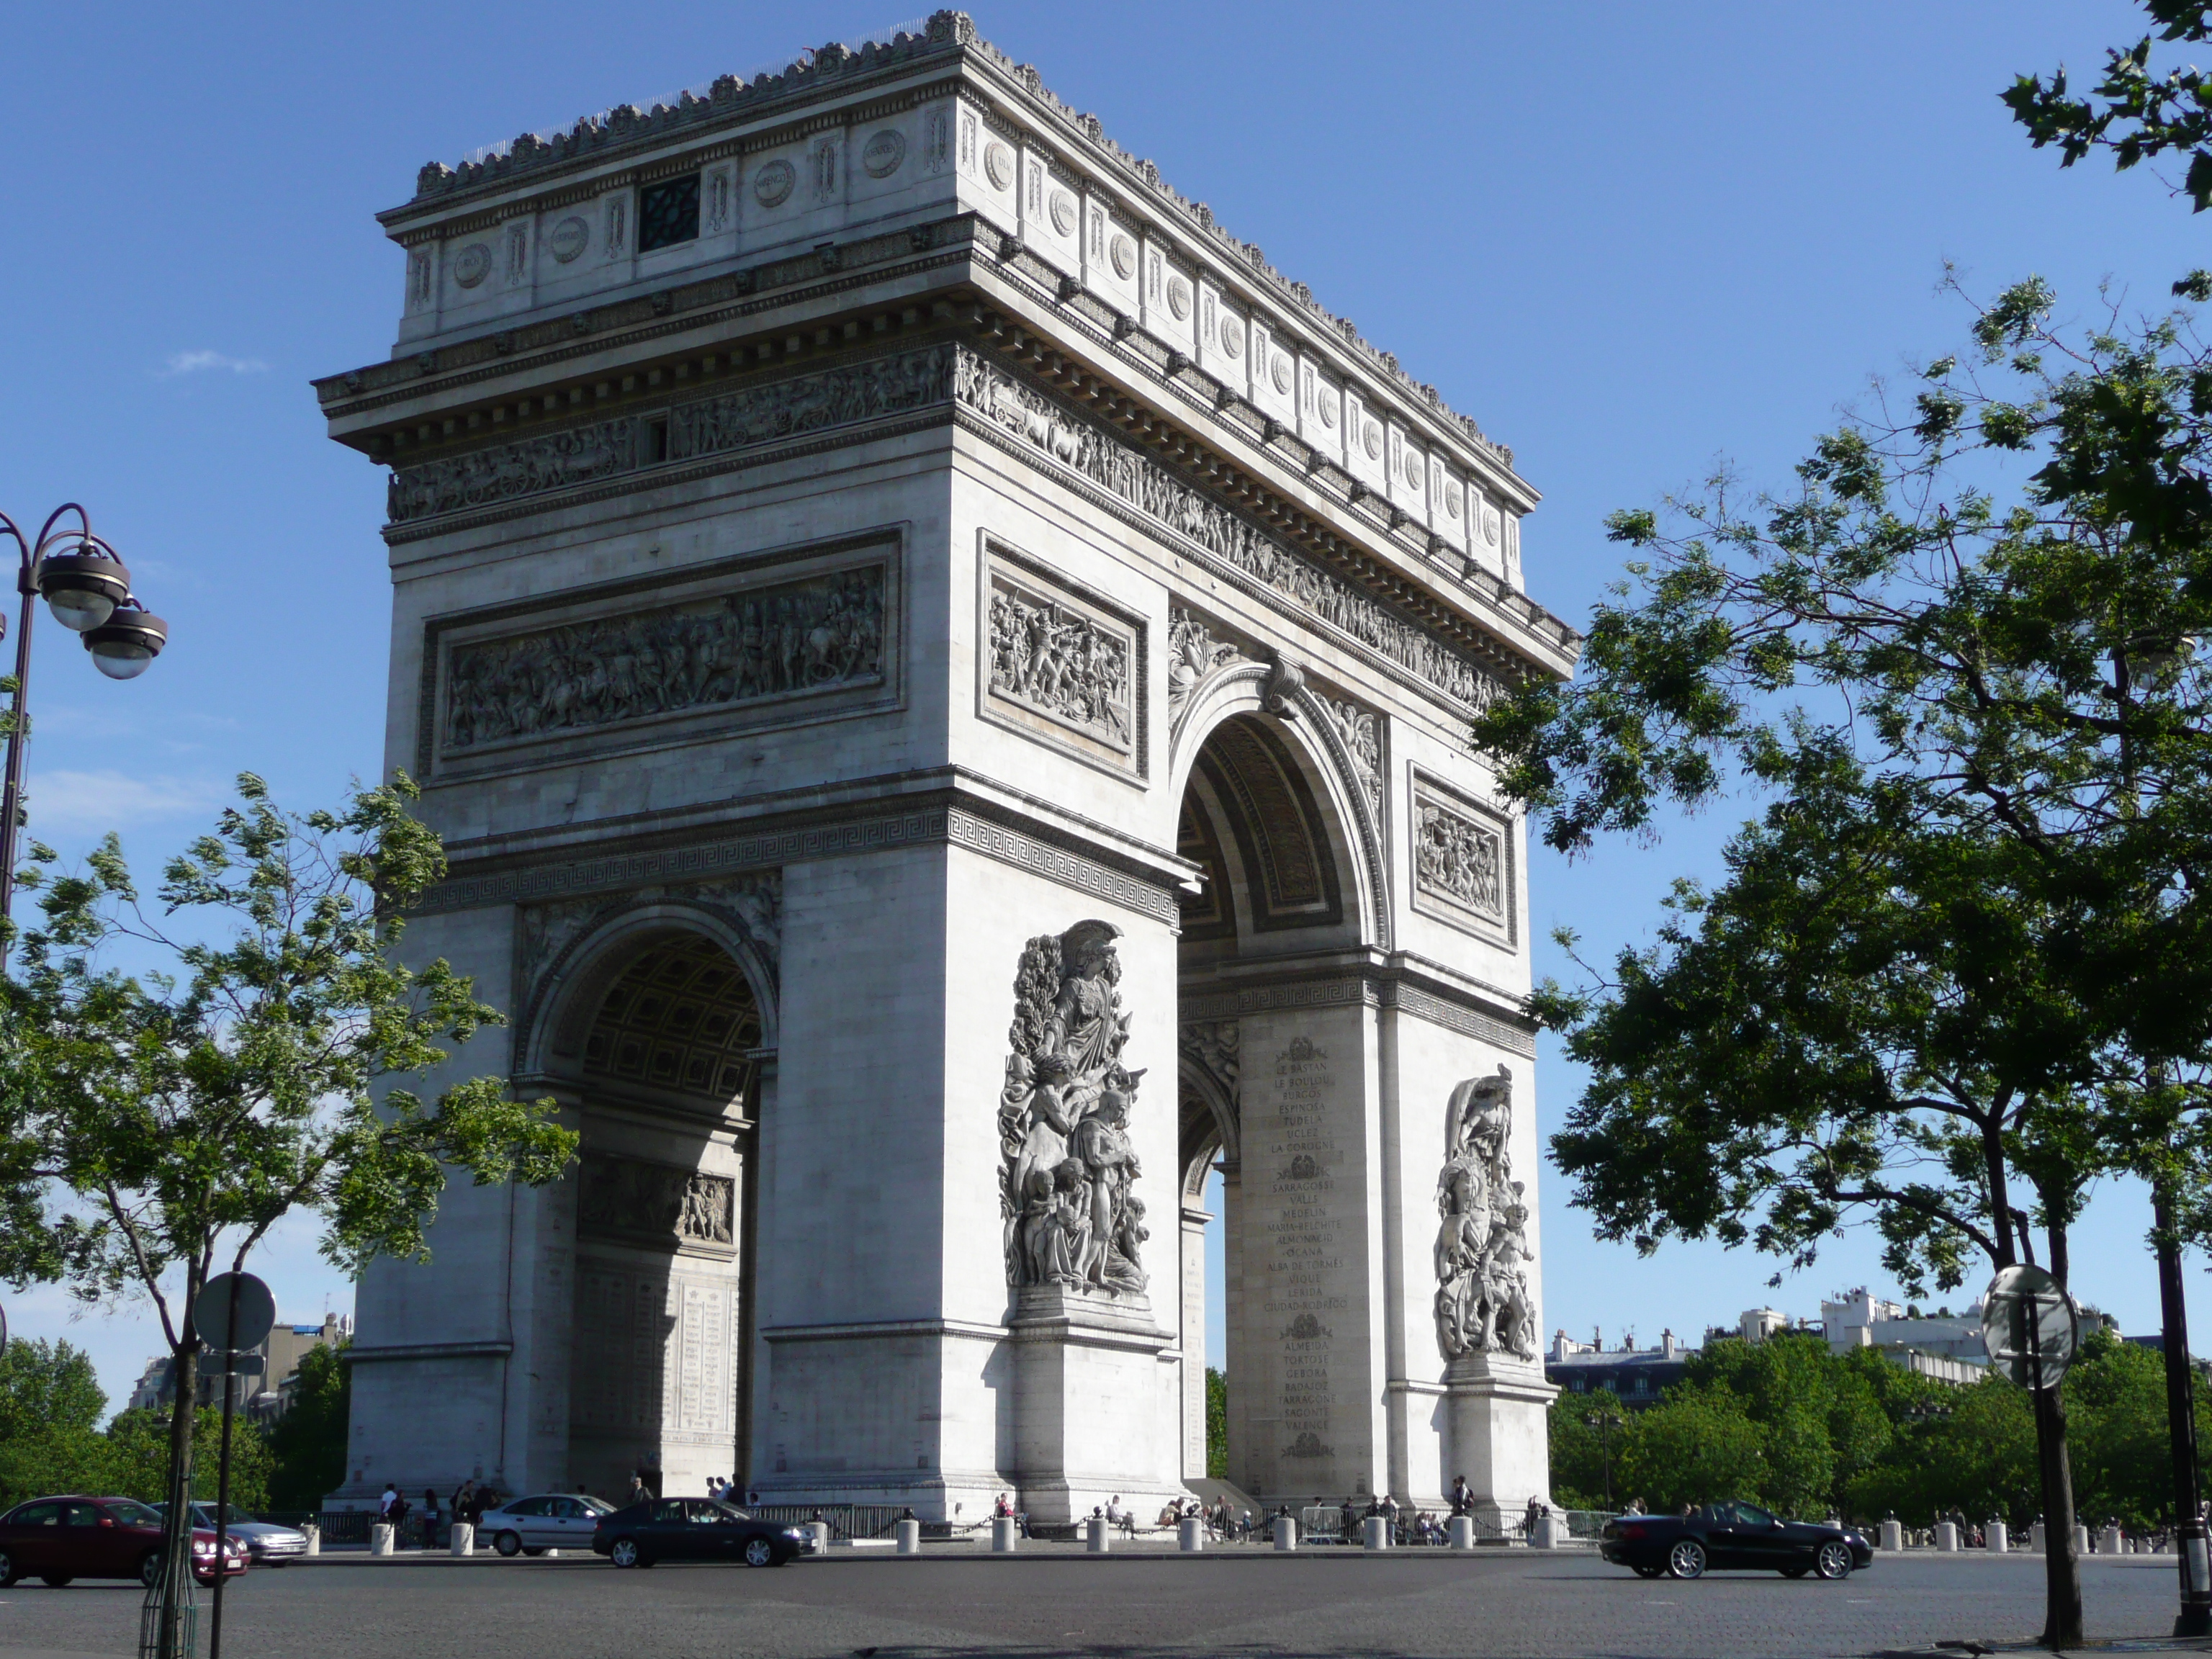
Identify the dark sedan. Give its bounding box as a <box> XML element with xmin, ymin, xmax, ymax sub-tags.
<box><xmin>590</xmin><ymin>1497</ymin><xmax>815</xmax><ymax>1568</ymax></box>
<box><xmin>0</xmin><ymin>1496</ymin><xmax>248</xmax><ymax>1588</ymax></box>
<box><xmin>1600</xmin><ymin>1500</ymin><xmax>1874</xmax><ymax>1581</ymax></box>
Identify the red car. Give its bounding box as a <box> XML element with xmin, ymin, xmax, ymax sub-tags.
<box><xmin>0</xmin><ymin>1496</ymin><xmax>248</xmax><ymax>1588</ymax></box>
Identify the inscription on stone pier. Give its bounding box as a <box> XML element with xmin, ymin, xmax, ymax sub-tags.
<box><xmin>1257</xmin><ymin>1035</ymin><xmax>1346</xmax><ymax>1460</ymax></box>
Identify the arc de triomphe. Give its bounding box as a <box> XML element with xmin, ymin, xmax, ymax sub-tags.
<box><xmin>315</xmin><ymin>11</ymin><xmax>1577</xmax><ymax>1524</ymax></box>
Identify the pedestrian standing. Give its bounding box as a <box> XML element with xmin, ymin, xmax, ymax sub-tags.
<box><xmin>422</xmin><ymin>1488</ymin><xmax>441</xmax><ymax>1550</ymax></box>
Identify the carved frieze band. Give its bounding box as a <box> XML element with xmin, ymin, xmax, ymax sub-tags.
<box><xmin>386</xmin><ymin>342</ymin><xmax>956</xmax><ymax>525</ymax></box>
<box><xmin>441</xmin><ymin>564</ymin><xmax>886</xmax><ymax>758</ymax></box>
<box><xmin>953</xmin><ymin>349</ymin><xmax>1501</xmax><ymax>711</ymax></box>
<box><xmin>413</xmin><ymin>803</ymin><xmax>1180</xmax><ymax>926</ymax></box>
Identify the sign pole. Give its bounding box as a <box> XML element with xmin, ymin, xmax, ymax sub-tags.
<box><xmin>208</xmin><ymin>1274</ymin><xmax>240</xmax><ymax>1659</ymax></box>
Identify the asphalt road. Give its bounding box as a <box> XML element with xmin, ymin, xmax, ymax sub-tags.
<box><xmin>0</xmin><ymin>1545</ymin><xmax>2190</xmax><ymax>1659</ymax></box>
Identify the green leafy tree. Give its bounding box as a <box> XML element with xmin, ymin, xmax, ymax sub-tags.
<box><xmin>0</xmin><ymin>1337</ymin><xmax>111</xmax><ymax>1507</ymax></box>
<box><xmin>265</xmin><ymin>1341</ymin><xmax>351</xmax><ymax>1513</ymax></box>
<box><xmin>1204</xmin><ymin>1366</ymin><xmax>1227</xmax><ymax>1481</ymax></box>
<box><xmin>1545</xmin><ymin>1389</ymin><xmax>1629</xmax><ymax>1509</ymax></box>
<box><xmin>1846</xmin><ymin>1377</ymin><xmax>2041</xmax><ymax>1527</ymax></box>
<box><xmin>2006</xmin><ymin>3</ymin><xmax>2212</xmax><ymax>212</ymax></box>
<box><xmin>1614</xmin><ymin>1392</ymin><xmax>1767</xmax><ymax>1516</ymax></box>
<box><xmin>0</xmin><ymin>774</ymin><xmax>575</xmax><ymax>1570</ymax></box>
<box><xmin>102</xmin><ymin>1407</ymin><xmax>271</xmax><ymax>1511</ymax></box>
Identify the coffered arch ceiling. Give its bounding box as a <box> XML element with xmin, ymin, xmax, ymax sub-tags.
<box><xmin>583</xmin><ymin>932</ymin><xmax>761</xmax><ymax>1115</ymax></box>
<box><xmin>1178</xmin><ymin>712</ymin><xmax>1349</xmax><ymax>951</ymax></box>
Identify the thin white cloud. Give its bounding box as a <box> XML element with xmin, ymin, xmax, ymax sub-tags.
<box><xmin>161</xmin><ymin>349</ymin><xmax>268</xmax><ymax>377</ymax></box>
<box><xmin>25</xmin><ymin>769</ymin><xmax>229</xmax><ymax>834</ymax></box>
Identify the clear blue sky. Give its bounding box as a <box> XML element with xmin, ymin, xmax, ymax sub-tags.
<box><xmin>4</xmin><ymin>1</ymin><xmax>2205</xmax><ymax>1416</ymax></box>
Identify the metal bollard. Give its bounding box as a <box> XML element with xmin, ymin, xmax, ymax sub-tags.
<box><xmin>1988</xmin><ymin>1521</ymin><xmax>2008</xmax><ymax>1554</ymax></box>
<box><xmin>1273</xmin><ymin>1516</ymin><xmax>1298</xmax><ymax>1552</ymax></box>
<box><xmin>992</xmin><ymin>1516</ymin><xmax>1017</xmax><ymax>1553</ymax></box>
<box><xmin>1179</xmin><ymin>1516</ymin><xmax>1203</xmax><ymax>1552</ymax></box>
<box><xmin>1362</xmin><ymin>1516</ymin><xmax>1390</xmax><ymax>1551</ymax></box>
<box><xmin>2101</xmin><ymin>1524</ymin><xmax>2123</xmax><ymax>1556</ymax></box>
<box><xmin>1936</xmin><ymin>1522</ymin><xmax>1959</xmax><ymax>1552</ymax></box>
<box><xmin>371</xmin><ymin>1523</ymin><xmax>395</xmax><ymax>1557</ymax></box>
<box><xmin>303</xmin><ymin>1522</ymin><xmax>321</xmax><ymax>1557</ymax></box>
<box><xmin>1086</xmin><ymin>1516</ymin><xmax>1110</xmax><ymax>1554</ymax></box>
<box><xmin>449</xmin><ymin>1522</ymin><xmax>473</xmax><ymax>1557</ymax></box>
<box><xmin>895</xmin><ymin>1519</ymin><xmax>921</xmax><ymax>1555</ymax></box>
<box><xmin>2031</xmin><ymin>1521</ymin><xmax>2046</xmax><ymax>1554</ymax></box>
<box><xmin>1448</xmin><ymin>1515</ymin><xmax>1474</xmax><ymax>1552</ymax></box>
<box><xmin>1533</xmin><ymin>1514</ymin><xmax>1563</xmax><ymax>1550</ymax></box>
<box><xmin>2074</xmin><ymin>1524</ymin><xmax>2091</xmax><ymax>1557</ymax></box>
<box><xmin>1879</xmin><ymin>1519</ymin><xmax>1902</xmax><ymax>1553</ymax></box>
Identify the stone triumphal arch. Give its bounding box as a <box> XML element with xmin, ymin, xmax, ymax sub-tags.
<box><xmin>315</xmin><ymin>12</ymin><xmax>1578</xmax><ymax>1522</ymax></box>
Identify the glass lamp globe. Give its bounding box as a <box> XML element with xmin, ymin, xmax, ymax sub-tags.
<box><xmin>43</xmin><ymin>585</ymin><xmax>116</xmax><ymax>632</ymax></box>
<box><xmin>89</xmin><ymin>642</ymin><xmax>155</xmax><ymax>680</ymax></box>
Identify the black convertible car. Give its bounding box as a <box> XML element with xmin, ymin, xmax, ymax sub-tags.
<box><xmin>1599</xmin><ymin>1501</ymin><xmax>1874</xmax><ymax>1581</ymax></box>
<box><xmin>590</xmin><ymin>1498</ymin><xmax>816</xmax><ymax>1568</ymax></box>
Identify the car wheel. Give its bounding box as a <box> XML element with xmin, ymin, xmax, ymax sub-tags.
<box><xmin>494</xmin><ymin>1530</ymin><xmax>522</xmax><ymax>1558</ymax></box>
<box><xmin>742</xmin><ymin>1537</ymin><xmax>775</xmax><ymax>1568</ymax></box>
<box><xmin>0</xmin><ymin>1549</ymin><xmax>16</xmax><ymax>1588</ymax></box>
<box><xmin>1632</xmin><ymin>1564</ymin><xmax>1663</xmax><ymax>1578</ymax></box>
<box><xmin>1815</xmin><ymin>1541</ymin><xmax>1853</xmax><ymax>1581</ymax></box>
<box><xmin>138</xmin><ymin>1552</ymin><xmax>163</xmax><ymax>1589</ymax></box>
<box><xmin>608</xmin><ymin>1537</ymin><xmax>642</xmax><ymax>1569</ymax></box>
<box><xmin>1666</xmin><ymin>1539</ymin><xmax>1707</xmax><ymax>1580</ymax></box>
<box><xmin>40</xmin><ymin>1573</ymin><xmax>73</xmax><ymax>1588</ymax></box>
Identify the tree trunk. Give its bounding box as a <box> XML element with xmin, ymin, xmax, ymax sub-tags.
<box><xmin>148</xmin><ymin>1306</ymin><xmax>200</xmax><ymax>1659</ymax></box>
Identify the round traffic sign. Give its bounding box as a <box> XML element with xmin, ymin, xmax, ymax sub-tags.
<box><xmin>192</xmin><ymin>1272</ymin><xmax>275</xmax><ymax>1354</ymax></box>
<box><xmin>1982</xmin><ymin>1264</ymin><xmax>2080</xmax><ymax>1391</ymax></box>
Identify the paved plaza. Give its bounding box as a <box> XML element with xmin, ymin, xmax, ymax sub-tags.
<box><xmin>0</xmin><ymin>1547</ymin><xmax>2196</xmax><ymax>1659</ymax></box>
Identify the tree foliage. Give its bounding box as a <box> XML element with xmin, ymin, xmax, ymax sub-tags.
<box><xmin>1552</xmin><ymin>1331</ymin><xmax>2212</xmax><ymax>1529</ymax></box>
<box><xmin>264</xmin><ymin>1340</ymin><xmax>351</xmax><ymax>1512</ymax></box>
<box><xmin>2007</xmin><ymin>3</ymin><xmax>2212</xmax><ymax>212</ymax></box>
<box><xmin>0</xmin><ymin>774</ymin><xmax>576</xmax><ymax>1521</ymax></box>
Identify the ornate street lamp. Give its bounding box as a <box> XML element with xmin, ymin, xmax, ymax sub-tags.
<box><xmin>0</xmin><ymin>504</ymin><xmax>168</xmax><ymax>956</ymax></box>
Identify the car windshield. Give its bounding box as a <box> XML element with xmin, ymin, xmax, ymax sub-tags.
<box><xmin>1732</xmin><ymin>1501</ymin><xmax>1776</xmax><ymax>1526</ymax></box>
<box><xmin>577</xmin><ymin>1496</ymin><xmax>613</xmax><ymax>1514</ymax></box>
<box><xmin>192</xmin><ymin>1503</ymin><xmax>261</xmax><ymax>1525</ymax></box>
<box><xmin>107</xmin><ymin>1500</ymin><xmax>163</xmax><ymax>1527</ymax></box>
<box><xmin>714</xmin><ymin>1503</ymin><xmax>750</xmax><ymax>1521</ymax></box>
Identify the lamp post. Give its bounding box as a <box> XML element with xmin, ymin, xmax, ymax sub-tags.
<box><xmin>0</xmin><ymin>504</ymin><xmax>168</xmax><ymax>957</ymax></box>
<box><xmin>1584</xmin><ymin>1406</ymin><xmax>1624</xmax><ymax>1509</ymax></box>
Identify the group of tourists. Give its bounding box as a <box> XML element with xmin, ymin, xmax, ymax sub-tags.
<box><xmin>374</xmin><ymin>1479</ymin><xmax>506</xmax><ymax>1550</ymax></box>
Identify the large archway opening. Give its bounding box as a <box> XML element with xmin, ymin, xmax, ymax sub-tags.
<box><xmin>1174</xmin><ymin>706</ymin><xmax>1366</xmax><ymax>1512</ymax></box>
<box><xmin>565</xmin><ymin>929</ymin><xmax>763</xmax><ymax>1501</ymax></box>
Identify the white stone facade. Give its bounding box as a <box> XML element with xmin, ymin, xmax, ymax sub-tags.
<box><xmin>316</xmin><ymin>11</ymin><xmax>1576</xmax><ymax>1524</ymax></box>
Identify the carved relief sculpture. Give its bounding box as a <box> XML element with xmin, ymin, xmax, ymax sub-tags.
<box><xmin>389</xmin><ymin>344</ymin><xmax>952</xmax><ymax>523</ymax></box>
<box><xmin>999</xmin><ymin>920</ymin><xmax>1148</xmax><ymax>1298</ymax></box>
<box><xmin>1166</xmin><ymin>606</ymin><xmax>1242</xmax><ymax>718</ymax></box>
<box><xmin>443</xmin><ymin>566</ymin><xmax>884</xmax><ymax>752</ymax></box>
<box><xmin>1416</xmin><ymin>793</ymin><xmax>1505</xmax><ymax>926</ymax></box>
<box><xmin>580</xmin><ymin>1152</ymin><xmax>737</xmax><ymax>1250</ymax></box>
<box><xmin>987</xmin><ymin>578</ymin><xmax>1132</xmax><ymax>750</ymax></box>
<box><xmin>1433</xmin><ymin>1068</ymin><xmax>1537</xmax><ymax>1362</ymax></box>
<box><xmin>954</xmin><ymin>349</ymin><xmax>1498</xmax><ymax>711</ymax></box>
<box><xmin>1315</xmin><ymin>693</ymin><xmax>1383</xmax><ymax>814</ymax></box>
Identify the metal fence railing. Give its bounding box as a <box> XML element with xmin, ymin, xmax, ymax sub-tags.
<box><xmin>739</xmin><ymin>1503</ymin><xmax>915</xmax><ymax>1541</ymax></box>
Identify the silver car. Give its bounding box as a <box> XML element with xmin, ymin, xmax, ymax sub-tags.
<box><xmin>476</xmin><ymin>1494</ymin><xmax>614</xmax><ymax>1557</ymax></box>
<box><xmin>163</xmin><ymin>1502</ymin><xmax>310</xmax><ymax>1565</ymax></box>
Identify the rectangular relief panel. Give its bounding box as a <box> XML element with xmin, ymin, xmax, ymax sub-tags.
<box><xmin>977</xmin><ymin>536</ymin><xmax>1146</xmax><ymax>781</ymax></box>
<box><xmin>1408</xmin><ymin>768</ymin><xmax>1518</xmax><ymax>948</ymax></box>
<box><xmin>421</xmin><ymin>532</ymin><xmax>902</xmax><ymax>781</ymax></box>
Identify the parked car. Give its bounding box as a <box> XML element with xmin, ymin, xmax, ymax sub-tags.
<box><xmin>476</xmin><ymin>1493</ymin><xmax>616</xmax><ymax>1557</ymax></box>
<box><xmin>0</xmin><ymin>1496</ymin><xmax>248</xmax><ymax>1588</ymax></box>
<box><xmin>590</xmin><ymin>1498</ymin><xmax>815</xmax><ymax>1568</ymax></box>
<box><xmin>1600</xmin><ymin>1501</ymin><xmax>1874</xmax><ymax>1581</ymax></box>
<box><xmin>158</xmin><ymin>1502</ymin><xmax>310</xmax><ymax>1565</ymax></box>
